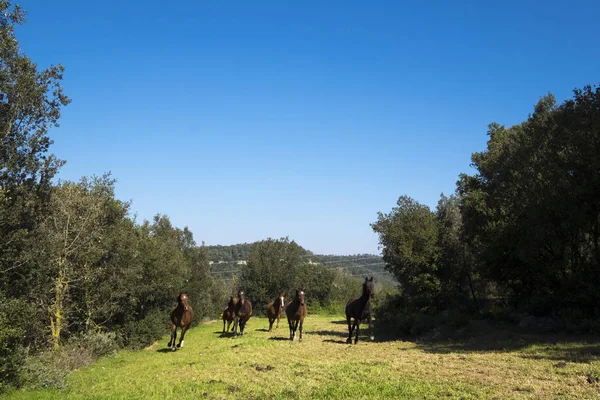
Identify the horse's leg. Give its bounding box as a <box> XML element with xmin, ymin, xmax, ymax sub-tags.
<box><xmin>276</xmin><ymin>313</ymin><xmax>280</xmax><ymax>329</ymax></box>
<box><xmin>178</xmin><ymin>325</ymin><xmax>188</xmax><ymax>348</ymax></box>
<box><xmin>354</xmin><ymin>318</ymin><xmax>360</xmax><ymax>344</ymax></box>
<box><xmin>168</xmin><ymin>323</ymin><xmax>173</xmax><ymax>347</ymax></box>
<box><xmin>368</xmin><ymin>313</ymin><xmax>374</xmax><ymax>341</ymax></box>
<box><xmin>223</xmin><ymin>318</ymin><xmax>226</xmax><ymax>333</ymax></box>
<box><xmin>233</xmin><ymin>317</ymin><xmax>239</xmax><ymax>337</ymax></box>
<box><xmin>292</xmin><ymin>319</ymin><xmax>300</xmax><ymax>341</ymax></box>
<box><xmin>299</xmin><ymin>318</ymin><xmax>304</xmax><ymax>342</ymax></box>
<box><xmin>288</xmin><ymin>318</ymin><xmax>293</xmax><ymax>340</ymax></box>
<box><xmin>346</xmin><ymin>314</ymin><xmax>353</xmax><ymax>344</ymax></box>
<box><xmin>240</xmin><ymin>318</ymin><xmax>245</xmax><ymax>335</ymax></box>
<box><xmin>268</xmin><ymin>316</ymin><xmax>273</xmax><ymax>332</ymax></box>
<box><xmin>171</xmin><ymin>325</ymin><xmax>178</xmax><ymax>351</ymax></box>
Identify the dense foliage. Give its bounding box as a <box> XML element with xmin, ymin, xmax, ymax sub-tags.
<box><xmin>374</xmin><ymin>87</ymin><xmax>600</xmax><ymax>334</ymax></box>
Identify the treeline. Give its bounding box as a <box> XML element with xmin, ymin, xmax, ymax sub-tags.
<box><xmin>0</xmin><ymin>5</ymin><xmax>231</xmax><ymax>390</ymax></box>
<box><xmin>207</xmin><ymin>243</ymin><xmax>392</xmax><ymax>282</ymax></box>
<box><xmin>205</xmin><ymin>243</ymin><xmax>257</xmax><ymax>262</ymax></box>
<box><xmin>373</xmin><ymin>86</ymin><xmax>600</xmax><ymax>335</ymax></box>
<box><xmin>236</xmin><ymin>237</ymin><xmax>394</xmax><ymax>314</ymax></box>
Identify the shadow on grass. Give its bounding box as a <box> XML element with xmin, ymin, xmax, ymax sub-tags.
<box><xmin>323</xmin><ymin>339</ymin><xmax>348</xmax><ymax>345</ymax></box>
<box><xmin>156</xmin><ymin>348</ymin><xmax>175</xmax><ymax>353</ymax></box>
<box><xmin>309</xmin><ymin>330</ymin><xmax>345</xmax><ymax>338</ymax></box>
<box><xmin>330</xmin><ymin>320</ymin><xmax>347</xmax><ymax>325</ymax></box>
<box><xmin>269</xmin><ymin>337</ymin><xmax>291</xmax><ymax>341</ymax></box>
<box><xmin>255</xmin><ymin>328</ymin><xmax>270</xmax><ymax>332</ymax></box>
<box><xmin>407</xmin><ymin>321</ymin><xmax>600</xmax><ymax>363</ymax></box>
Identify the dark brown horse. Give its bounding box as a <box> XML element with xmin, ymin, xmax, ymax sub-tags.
<box><xmin>168</xmin><ymin>291</ymin><xmax>194</xmax><ymax>351</ymax></box>
<box><xmin>222</xmin><ymin>296</ymin><xmax>238</xmax><ymax>333</ymax></box>
<box><xmin>345</xmin><ymin>277</ymin><xmax>374</xmax><ymax>344</ymax></box>
<box><xmin>232</xmin><ymin>290</ymin><xmax>252</xmax><ymax>337</ymax></box>
<box><xmin>266</xmin><ymin>292</ymin><xmax>285</xmax><ymax>332</ymax></box>
<box><xmin>285</xmin><ymin>289</ymin><xmax>307</xmax><ymax>341</ymax></box>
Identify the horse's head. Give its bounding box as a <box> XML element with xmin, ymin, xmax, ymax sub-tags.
<box><xmin>278</xmin><ymin>292</ymin><xmax>285</xmax><ymax>309</ymax></box>
<box><xmin>363</xmin><ymin>277</ymin><xmax>375</xmax><ymax>299</ymax></box>
<box><xmin>228</xmin><ymin>296</ymin><xmax>238</xmax><ymax>308</ymax></box>
<box><xmin>237</xmin><ymin>290</ymin><xmax>246</xmax><ymax>304</ymax></box>
<box><xmin>178</xmin><ymin>291</ymin><xmax>190</xmax><ymax>311</ymax></box>
<box><xmin>296</xmin><ymin>289</ymin><xmax>305</xmax><ymax>306</ymax></box>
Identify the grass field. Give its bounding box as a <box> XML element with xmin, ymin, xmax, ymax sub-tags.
<box><xmin>5</xmin><ymin>314</ymin><xmax>600</xmax><ymax>399</ymax></box>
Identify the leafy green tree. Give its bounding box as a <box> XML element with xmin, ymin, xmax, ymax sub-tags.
<box><xmin>0</xmin><ymin>0</ymin><xmax>70</xmax><ymax>296</ymax></box>
<box><xmin>371</xmin><ymin>195</ymin><xmax>441</xmax><ymax>307</ymax></box>
<box><xmin>458</xmin><ymin>85</ymin><xmax>600</xmax><ymax>315</ymax></box>
<box><xmin>241</xmin><ymin>237</ymin><xmax>302</xmax><ymax>312</ymax></box>
<box><xmin>34</xmin><ymin>175</ymin><xmax>119</xmax><ymax>348</ymax></box>
<box><xmin>293</xmin><ymin>263</ymin><xmax>335</xmax><ymax>307</ymax></box>
<box><xmin>436</xmin><ymin>193</ymin><xmax>481</xmax><ymax>311</ymax></box>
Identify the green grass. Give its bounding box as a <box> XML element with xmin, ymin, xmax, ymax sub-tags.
<box><xmin>4</xmin><ymin>315</ymin><xmax>600</xmax><ymax>399</ymax></box>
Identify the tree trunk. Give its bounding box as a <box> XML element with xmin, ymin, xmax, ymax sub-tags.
<box><xmin>49</xmin><ymin>258</ymin><xmax>68</xmax><ymax>350</ymax></box>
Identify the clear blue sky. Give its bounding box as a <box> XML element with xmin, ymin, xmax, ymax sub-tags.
<box><xmin>16</xmin><ymin>0</ymin><xmax>600</xmax><ymax>255</ymax></box>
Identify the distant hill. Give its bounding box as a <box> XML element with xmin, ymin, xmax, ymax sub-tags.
<box><xmin>204</xmin><ymin>242</ymin><xmax>393</xmax><ymax>282</ymax></box>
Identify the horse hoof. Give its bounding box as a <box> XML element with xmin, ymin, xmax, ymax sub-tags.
<box><xmin>346</xmin><ymin>339</ymin><xmax>352</xmax><ymax>344</ymax></box>
<box><xmin>171</xmin><ymin>347</ymin><xmax>176</xmax><ymax>352</ymax></box>
<box><xmin>299</xmin><ymin>338</ymin><xmax>302</xmax><ymax>342</ymax></box>
<box><xmin>370</xmin><ymin>336</ymin><xmax>375</xmax><ymax>341</ymax></box>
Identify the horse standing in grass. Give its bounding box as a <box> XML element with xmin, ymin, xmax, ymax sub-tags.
<box><xmin>222</xmin><ymin>296</ymin><xmax>238</xmax><ymax>333</ymax></box>
<box><xmin>266</xmin><ymin>292</ymin><xmax>285</xmax><ymax>332</ymax></box>
<box><xmin>345</xmin><ymin>277</ymin><xmax>374</xmax><ymax>344</ymax></box>
<box><xmin>232</xmin><ymin>290</ymin><xmax>252</xmax><ymax>337</ymax></box>
<box><xmin>285</xmin><ymin>289</ymin><xmax>307</xmax><ymax>341</ymax></box>
<box><xmin>168</xmin><ymin>291</ymin><xmax>194</xmax><ymax>351</ymax></box>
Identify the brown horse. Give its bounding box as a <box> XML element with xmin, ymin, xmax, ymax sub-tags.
<box><xmin>266</xmin><ymin>292</ymin><xmax>285</xmax><ymax>332</ymax></box>
<box><xmin>345</xmin><ymin>277</ymin><xmax>374</xmax><ymax>344</ymax></box>
<box><xmin>168</xmin><ymin>291</ymin><xmax>194</xmax><ymax>351</ymax></box>
<box><xmin>232</xmin><ymin>290</ymin><xmax>252</xmax><ymax>337</ymax></box>
<box><xmin>285</xmin><ymin>289</ymin><xmax>307</xmax><ymax>341</ymax></box>
<box><xmin>222</xmin><ymin>296</ymin><xmax>238</xmax><ymax>333</ymax></box>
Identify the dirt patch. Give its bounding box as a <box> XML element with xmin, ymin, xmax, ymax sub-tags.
<box><xmin>144</xmin><ymin>341</ymin><xmax>159</xmax><ymax>351</ymax></box>
<box><xmin>251</xmin><ymin>363</ymin><xmax>275</xmax><ymax>372</ymax></box>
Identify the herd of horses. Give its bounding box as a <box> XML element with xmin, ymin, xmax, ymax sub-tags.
<box><xmin>168</xmin><ymin>276</ymin><xmax>375</xmax><ymax>350</ymax></box>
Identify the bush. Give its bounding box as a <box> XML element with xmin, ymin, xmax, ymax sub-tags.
<box><xmin>0</xmin><ymin>322</ymin><xmax>25</xmax><ymax>392</ymax></box>
<box><xmin>68</xmin><ymin>331</ymin><xmax>118</xmax><ymax>359</ymax></box>
<box><xmin>0</xmin><ymin>297</ymin><xmax>28</xmax><ymax>392</ymax></box>
<box><xmin>21</xmin><ymin>331</ymin><xmax>118</xmax><ymax>390</ymax></box>
<box><xmin>121</xmin><ymin>309</ymin><xmax>170</xmax><ymax>350</ymax></box>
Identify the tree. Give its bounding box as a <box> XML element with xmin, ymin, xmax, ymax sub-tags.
<box><xmin>436</xmin><ymin>193</ymin><xmax>481</xmax><ymax>311</ymax></box>
<box><xmin>241</xmin><ymin>237</ymin><xmax>302</xmax><ymax>312</ymax></box>
<box><xmin>35</xmin><ymin>175</ymin><xmax>117</xmax><ymax>349</ymax></box>
<box><xmin>0</xmin><ymin>0</ymin><xmax>70</xmax><ymax>296</ymax></box>
<box><xmin>458</xmin><ymin>85</ymin><xmax>600</xmax><ymax>315</ymax></box>
<box><xmin>293</xmin><ymin>263</ymin><xmax>335</xmax><ymax>307</ymax></box>
<box><xmin>371</xmin><ymin>195</ymin><xmax>440</xmax><ymax>307</ymax></box>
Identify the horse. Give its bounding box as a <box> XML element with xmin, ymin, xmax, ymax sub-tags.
<box><xmin>168</xmin><ymin>291</ymin><xmax>194</xmax><ymax>351</ymax></box>
<box><xmin>222</xmin><ymin>296</ymin><xmax>238</xmax><ymax>333</ymax></box>
<box><xmin>345</xmin><ymin>277</ymin><xmax>374</xmax><ymax>344</ymax></box>
<box><xmin>232</xmin><ymin>290</ymin><xmax>252</xmax><ymax>337</ymax></box>
<box><xmin>266</xmin><ymin>292</ymin><xmax>285</xmax><ymax>332</ymax></box>
<box><xmin>285</xmin><ymin>289</ymin><xmax>307</xmax><ymax>341</ymax></box>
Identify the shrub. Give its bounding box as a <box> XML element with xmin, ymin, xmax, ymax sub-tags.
<box><xmin>21</xmin><ymin>330</ymin><xmax>118</xmax><ymax>390</ymax></box>
<box><xmin>68</xmin><ymin>331</ymin><xmax>118</xmax><ymax>359</ymax></box>
<box><xmin>0</xmin><ymin>297</ymin><xmax>28</xmax><ymax>392</ymax></box>
<box><xmin>121</xmin><ymin>309</ymin><xmax>170</xmax><ymax>350</ymax></box>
